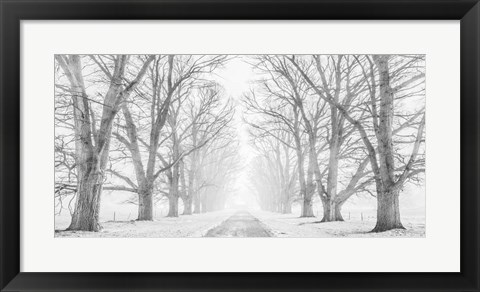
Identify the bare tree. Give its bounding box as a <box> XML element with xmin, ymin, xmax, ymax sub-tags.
<box><xmin>54</xmin><ymin>135</ymin><xmax>78</xmax><ymax>215</ymax></box>
<box><xmin>289</xmin><ymin>54</ymin><xmax>425</xmax><ymax>231</ymax></box>
<box><xmin>287</xmin><ymin>55</ymin><xmax>373</xmax><ymax>222</ymax></box>
<box><xmin>108</xmin><ymin>55</ymin><xmax>227</xmax><ymax>219</ymax></box>
<box><xmin>245</xmin><ymin>55</ymin><xmax>329</xmax><ymax>217</ymax></box>
<box><xmin>55</xmin><ymin>55</ymin><xmax>154</xmax><ymax>231</ymax></box>
<box><xmin>54</xmin><ymin>77</ymin><xmax>78</xmax><ymax>215</ymax></box>
<box><xmin>179</xmin><ymin>85</ymin><xmax>235</xmax><ymax>215</ymax></box>
<box><xmin>164</xmin><ymin>82</ymin><xmax>234</xmax><ymax>217</ymax></box>
<box><xmin>195</xmin><ymin>135</ymin><xmax>241</xmax><ymax>213</ymax></box>
<box><xmin>249</xmin><ymin>129</ymin><xmax>298</xmax><ymax>213</ymax></box>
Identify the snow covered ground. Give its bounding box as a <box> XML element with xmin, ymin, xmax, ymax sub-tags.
<box><xmin>55</xmin><ymin>210</ymin><xmax>236</xmax><ymax>238</ymax></box>
<box><xmin>251</xmin><ymin>210</ymin><xmax>425</xmax><ymax>238</ymax></box>
<box><xmin>55</xmin><ymin>208</ymin><xmax>425</xmax><ymax>238</ymax></box>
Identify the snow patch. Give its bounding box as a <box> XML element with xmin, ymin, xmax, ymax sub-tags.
<box><xmin>55</xmin><ymin>210</ymin><xmax>236</xmax><ymax>238</ymax></box>
<box><xmin>252</xmin><ymin>210</ymin><xmax>425</xmax><ymax>238</ymax></box>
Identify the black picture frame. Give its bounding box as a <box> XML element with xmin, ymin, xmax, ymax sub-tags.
<box><xmin>1</xmin><ymin>0</ymin><xmax>479</xmax><ymax>291</ymax></box>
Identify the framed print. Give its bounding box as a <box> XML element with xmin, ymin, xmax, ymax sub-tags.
<box><xmin>0</xmin><ymin>0</ymin><xmax>479</xmax><ymax>291</ymax></box>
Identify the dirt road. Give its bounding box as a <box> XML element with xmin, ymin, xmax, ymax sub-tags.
<box><xmin>204</xmin><ymin>210</ymin><xmax>273</xmax><ymax>237</ymax></box>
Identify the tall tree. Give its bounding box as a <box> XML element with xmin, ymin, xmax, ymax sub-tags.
<box><xmin>297</xmin><ymin>55</ymin><xmax>371</xmax><ymax>222</ymax></box>
<box><xmin>196</xmin><ymin>137</ymin><xmax>241</xmax><ymax>212</ymax></box>
<box><xmin>290</xmin><ymin>54</ymin><xmax>425</xmax><ymax>231</ymax></box>
<box><xmin>245</xmin><ymin>55</ymin><xmax>329</xmax><ymax>217</ymax></box>
<box><xmin>109</xmin><ymin>55</ymin><xmax>227</xmax><ymax>220</ymax></box>
<box><xmin>165</xmin><ymin>83</ymin><xmax>234</xmax><ymax>217</ymax></box>
<box><xmin>55</xmin><ymin>54</ymin><xmax>154</xmax><ymax>231</ymax></box>
<box><xmin>249</xmin><ymin>129</ymin><xmax>298</xmax><ymax>213</ymax></box>
<box><xmin>179</xmin><ymin>85</ymin><xmax>234</xmax><ymax>215</ymax></box>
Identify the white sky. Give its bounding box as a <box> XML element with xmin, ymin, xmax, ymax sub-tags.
<box><xmin>212</xmin><ymin>57</ymin><xmax>258</xmax><ymax>207</ymax></box>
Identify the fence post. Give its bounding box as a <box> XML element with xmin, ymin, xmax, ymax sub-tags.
<box><xmin>113</xmin><ymin>212</ymin><xmax>116</xmax><ymax>222</ymax></box>
<box><xmin>361</xmin><ymin>212</ymin><xmax>363</xmax><ymax>221</ymax></box>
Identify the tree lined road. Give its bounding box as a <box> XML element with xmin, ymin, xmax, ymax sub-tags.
<box><xmin>55</xmin><ymin>54</ymin><xmax>425</xmax><ymax>235</ymax></box>
<box><xmin>205</xmin><ymin>211</ymin><xmax>273</xmax><ymax>237</ymax></box>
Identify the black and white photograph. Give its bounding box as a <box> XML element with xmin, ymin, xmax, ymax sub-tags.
<box><xmin>4</xmin><ymin>0</ymin><xmax>479</xmax><ymax>288</ymax></box>
<box><xmin>54</xmin><ymin>54</ymin><xmax>426</xmax><ymax>238</ymax></box>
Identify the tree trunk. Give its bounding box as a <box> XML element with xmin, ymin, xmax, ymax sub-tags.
<box><xmin>179</xmin><ymin>159</ymin><xmax>192</xmax><ymax>215</ymax></box>
<box><xmin>182</xmin><ymin>196</ymin><xmax>193</xmax><ymax>215</ymax></box>
<box><xmin>320</xmin><ymin>199</ymin><xmax>332</xmax><ymax>222</ymax></box>
<box><xmin>167</xmin><ymin>185</ymin><xmax>180</xmax><ymax>217</ymax></box>
<box><xmin>68</xmin><ymin>117</ymin><xmax>114</xmax><ymax>231</ymax></box>
<box><xmin>334</xmin><ymin>202</ymin><xmax>344</xmax><ymax>221</ymax></box>
<box><xmin>201</xmin><ymin>194</ymin><xmax>208</xmax><ymax>213</ymax></box>
<box><xmin>320</xmin><ymin>199</ymin><xmax>345</xmax><ymax>222</ymax></box>
<box><xmin>137</xmin><ymin>188</ymin><xmax>153</xmax><ymax>221</ymax></box>
<box><xmin>324</xmin><ymin>125</ymin><xmax>340</xmax><ymax>220</ymax></box>
<box><xmin>193</xmin><ymin>192</ymin><xmax>201</xmax><ymax>214</ymax></box>
<box><xmin>57</xmin><ymin>55</ymin><xmax>154</xmax><ymax>232</ymax></box>
<box><xmin>372</xmin><ymin>188</ymin><xmax>404</xmax><ymax>232</ymax></box>
<box><xmin>281</xmin><ymin>200</ymin><xmax>292</xmax><ymax>214</ymax></box>
<box><xmin>67</xmin><ymin>169</ymin><xmax>103</xmax><ymax>231</ymax></box>
<box><xmin>297</xmin><ymin>148</ymin><xmax>313</xmax><ymax>217</ymax></box>
<box><xmin>167</xmin><ymin>196</ymin><xmax>179</xmax><ymax>217</ymax></box>
<box><xmin>301</xmin><ymin>132</ymin><xmax>319</xmax><ymax>218</ymax></box>
<box><xmin>371</xmin><ymin>55</ymin><xmax>405</xmax><ymax>232</ymax></box>
<box><xmin>301</xmin><ymin>197</ymin><xmax>314</xmax><ymax>217</ymax></box>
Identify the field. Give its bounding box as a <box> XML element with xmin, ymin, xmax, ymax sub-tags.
<box><xmin>56</xmin><ymin>208</ymin><xmax>425</xmax><ymax>238</ymax></box>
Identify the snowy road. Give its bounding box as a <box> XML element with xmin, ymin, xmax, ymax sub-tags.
<box><xmin>204</xmin><ymin>211</ymin><xmax>273</xmax><ymax>237</ymax></box>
